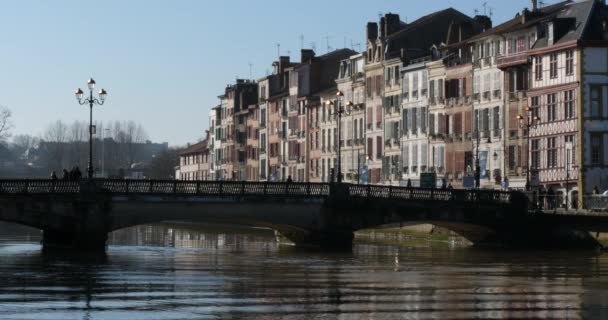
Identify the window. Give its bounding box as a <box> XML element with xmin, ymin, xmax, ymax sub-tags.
<box><xmin>508</xmin><ymin>145</ymin><xmax>517</xmax><ymax>170</ymax></box>
<box><xmin>564</xmin><ymin>90</ymin><xmax>575</xmax><ymax>119</ymax></box>
<box><xmin>566</xmin><ymin>50</ymin><xmax>574</xmax><ymax>75</ymax></box>
<box><xmin>549</xmin><ymin>53</ymin><xmax>557</xmax><ymax>79</ymax></box>
<box><xmin>493</xmin><ymin>106</ymin><xmax>500</xmax><ymax>137</ymax></box>
<box><xmin>376</xmin><ymin>136</ymin><xmax>382</xmax><ymax>159</ymax></box>
<box><xmin>367</xmin><ymin>138</ymin><xmax>373</xmax><ymax>159</ymax></box>
<box><xmin>547</xmin><ymin>137</ymin><xmax>557</xmax><ymax>168</ymax></box>
<box><xmin>547</xmin><ymin>93</ymin><xmax>557</xmax><ymax>122</ymax></box>
<box><xmin>394</xmin><ymin>66</ymin><xmax>400</xmax><ymax>85</ymax></box>
<box><xmin>535</xmin><ymin>57</ymin><xmax>543</xmax><ymax>81</ymax></box>
<box><xmin>591</xmin><ymin>133</ymin><xmax>604</xmax><ymax>165</ymax></box>
<box><xmin>565</xmin><ymin>135</ymin><xmax>576</xmax><ymax>165</ymax></box>
<box><xmin>531</xmin><ymin>96</ymin><xmax>540</xmax><ymax>118</ymax></box>
<box><xmin>590</xmin><ymin>85</ymin><xmax>602</xmax><ymax>118</ymax></box>
<box><xmin>531</xmin><ymin>139</ymin><xmax>540</xmax><ymax>169</ymax></box>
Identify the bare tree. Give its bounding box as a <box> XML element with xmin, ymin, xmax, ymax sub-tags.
<box><xmin>42</xmin><ymin>120</ymin><xmax>69</xmax><ymax>171</ymax></box>
<box><xmin>0</xmin><ymin>106</ymin><xmax>13</xmax><ymax>143</ymax></box>
<box><xmin>147</xmin><ymin>148</ymin><xmax>181</xmax><ymax>179</ymax></box>
<box><xmin>11</xmin><ymin>134</ymin><xmax>39</xmax><ymax>160</ymax></box>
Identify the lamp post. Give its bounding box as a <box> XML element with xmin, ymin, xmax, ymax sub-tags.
<box><xmin>475</xmin><ymin>111</ymin><xmax>481</xmax><ymax>189</ymax></box>
<box><xmin>516</xmin><ymin>107</ymin><xmax>540</xmax><ymax>191</ymax></box>
<box><xmin>325</xmin><ymin>90</ymin><xmax>352</xmax><ymax>183</ymax></box>
<box><xmin>75</xmin><ymin>78</ymin><xmax>107</xmax><ymax>179</ymax></box>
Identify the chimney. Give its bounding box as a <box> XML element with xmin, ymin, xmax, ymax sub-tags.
<box><xmin>531</xmin><ymin>0</ymin><xmax>538</xmax><ymax>11</ymax></box>
<box><xmin>279</xmin><ymin>56</ymin><xmax>290</xmax><ymax>71</ymax></box>
<box><xmin>474</xmin><ymin>15</ymin><xmax>493</xmax><ymax>31</ymax></box>
<box><xmin>384</xmin><ymin>13</ymin><xmax>401</xmax><ymax>37</ymax></box>
<box><xmin>301</xmin><ymin>49</ymin><xmax>315</xmax><ymax>63</ymax></box>
<box><xmin>379</xmin><ymin>16</ymin><xmax>386</xmax><ymax>37</ymax></box>
<box><xmin>367</xmin><ymin>22</ymin><xmax>378</xmax><ymax>41</ymax></box>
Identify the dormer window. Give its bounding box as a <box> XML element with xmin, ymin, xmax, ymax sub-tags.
<box><xmin>548</xmin><ymin>22</ymin><xmax>554</xmax><ymax>45</ymax></box>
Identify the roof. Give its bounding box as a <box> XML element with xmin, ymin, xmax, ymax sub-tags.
<box><xmin>468</xmin><ymin>1</ymin><xmax>571</xmax><ymax>41</ymax></box>
<box><xmin>178</xmin><ymin>140</ymin><xmax>208</xmax><ymax>156</ymax></box>
<box><xmin>384</xmin><ymin>8</ymin><xmax>483</xmax><ymax>60</ymax></box>
<box><xmin>533</xmin><ymin>0</ymin><xmax>601</xmax><ymax>49</ymax></box>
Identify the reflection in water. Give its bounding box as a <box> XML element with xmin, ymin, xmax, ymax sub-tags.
<box><xmin>0</xmin><ymin>222</ymin><xmax>607</xmax><ymax>319</ymax></box>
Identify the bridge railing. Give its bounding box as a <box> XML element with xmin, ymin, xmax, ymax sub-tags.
<box><xmin>0</xmin><ymin>180</ymin><xmax>80</xmax><ymax>194</ymax></box>
<box><xmin>97</xmin><ymin>180</ymin><xmax>331</xmax><ymax>197</ymax></box>
<box><xmin>348</xmin><ymin>184</ymin><xmax>512</xmax><ymax>203</ymax></box>
<box><xmin>0</xmin><ymin>179</ymin><xmax>513</xmax><ymax>205</ymax></box>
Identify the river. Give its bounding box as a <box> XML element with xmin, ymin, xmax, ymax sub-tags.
<box><xmin>0</xmin><ymin>222</ymin><xmax>607</xmax><ymax>319</ymax></box>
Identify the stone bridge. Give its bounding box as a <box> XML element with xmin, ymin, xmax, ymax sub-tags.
<box><xmin>0</xmin><ymin>179</ymin><xmax>606</xmax><ymax>250</ymax></box>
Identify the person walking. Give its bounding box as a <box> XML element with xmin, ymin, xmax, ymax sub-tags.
<box><xmin>286</xmin><ymin>175</ymin><xmax>293</xmax><ymax>183</ymax></box>
<box><xmin>62</xmin><ymin>169</ymin><xmax>70</xmax><ymax>180</ymax></box>
<box><xmin>74</xmin><ymin>166</ymin><xmax>82</xmax><ymax>180</ymax></box>
<box><xmin>50</xmin><ymin>171</ymin><xmax>58</xmax><ymax>180</ymax></box>
<box><xmin>547</xmin><ymin>186</ymin><xmax>555</xmax><ymax>210</ymax></box>
<box><xmin>406</xmin><ymin>178</ymin><xmax>412</xmax><ymax>188</ymax></box>
<box><xmin>538</xmin><ymin>185</ymin><xmax>546</xmax><ymax>210</ymax></box>
<box><xmin>441</xmin><ymin>177</ymin><xmax>447</xmax><ymax>189</ymax></box>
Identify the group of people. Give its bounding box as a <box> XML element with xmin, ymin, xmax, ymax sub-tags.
<box><xmin>536</xmin><ymin>185</ymin><xmax>557</xmax><ymax>210</ymax></box>
<box><xmin>50</xmin><ymin>166</ymin><xmax>83</xmax><ymax>181</ymax></box>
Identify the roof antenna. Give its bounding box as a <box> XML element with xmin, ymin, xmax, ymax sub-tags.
<box><xmin>299</xmin><ymin>34</ymin><xmax>304</xmax><ymax>50</ymax></box>
<box><xmin>344</xmin><ymin>36</ymin><xmax>347</xmax><ymax>49</ymax></box>
<box><xmin>248</xmin><ymin>62</ymin><xmax>253</xmax><ymax>79</ymax></box>
<box><xmin>539</xmin><ymin>0</ymin><xmax>545</xmax><ymax>8</ymax></box>
<box><xmin>489</xmin><ymin>7</ymin><xmax>494</xmax><ymax>18</ymax></box>
<box><xmin>323</xmin><ymin>36</ymin><xmax>332</xmax><ymax>53</ymax></box>
<box><xmin>474</xmin><ymin>8</ymin><xmax>479</xmax><ymax>16</ymax></box>
<box><xmin>351</xmin><ymin>39</ymin><xmax>361</xmax><ymax>52</ymax></box>
<box><xmin>483</xmin><ymin>1</ymin><xmax>487</xmax><ymax>15</ymax></box>
<box><xmin>276</xmin><ymin>43</ymin><xmax>280</xmax><ymax>58</ymax></box>
<box><xmin>310</xmin><ymin>42</ymin><xmax>316</xmax><ymax>51</ymax></box>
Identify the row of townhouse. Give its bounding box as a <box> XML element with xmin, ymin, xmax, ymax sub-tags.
<box><xmin>178</xmin><ymin>0</ymin><xmax>608</xmax><ymax>209</ymax></box>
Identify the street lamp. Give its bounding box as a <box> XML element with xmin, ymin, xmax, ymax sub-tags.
<box><xmin>474</xmin><ymin>111</ymin><xmax>481</xmax><ymax>189</ymax></box>
<box><xmin>325</xmin><ymin>90</ymin><xmax>352</xmax><ymax>183</ymax></box>
<box><xmin>75</xmin><ymin>78</ymin><xmax>107</xmax><ymax>179</ymax></box>
<box><xmin>516</xmin><ymin>107</ymin><xmax>540</xmax><ymax>191</ymax></box>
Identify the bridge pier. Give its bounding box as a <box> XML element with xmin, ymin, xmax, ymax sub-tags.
<box><xmin>41</xmin><ymin>182</ymin><xmax>110</xmax><ymax>251</ymax></box>
<box><xmin>42</xmin><ymin>228</ymin><xmax>107</xmax><ymax>251</ymax></box>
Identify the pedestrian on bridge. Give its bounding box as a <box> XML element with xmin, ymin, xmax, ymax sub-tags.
<box><xmin>547</xmin><ymin>186</ymin><xmax>555</xmax><ymax>210</ymax></box>
<box><xmin>286</xmin><ymin>175</ymin><xmax>293</xmax><ymax>183</ymax></box>
<box><xmin>50</xmin><ymin>171</ymin><xmax>58</xmax><ymax>180</ymax></box>
<box><xmin>62</xmin><ymin>169</ymin><xmax>70</xmax><ymax>180</ymax></box>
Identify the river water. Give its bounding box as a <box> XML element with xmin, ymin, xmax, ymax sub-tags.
<box><xmin>0</xmin><ymin>223</ymin><xmax>607</xmax><ymax>320</ymax></box>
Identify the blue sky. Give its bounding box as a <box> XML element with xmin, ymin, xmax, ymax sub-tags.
<box><xmin>0</xmin><ymin>0</ymin><xmax>551</xmax><ymax>146</ymax></box>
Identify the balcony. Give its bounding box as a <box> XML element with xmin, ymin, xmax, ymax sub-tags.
<box><xmin>508</xmin><ymin>91</ymin><xmax>527</xmax><ymax>101</ymax></box>
<box><xmin>493</xmin><ymin>90</ymin><xmax>501</xmax><ymax>99</ymax></box>
<box><xmin>496</xmin><ymin>53</ymin><xmax>528</xmax><ymax>69</ymax></box>
<box><xmin>483</xmin><ymin>91</ymin><xmax>491</xmax><ymax>101</ymax></box>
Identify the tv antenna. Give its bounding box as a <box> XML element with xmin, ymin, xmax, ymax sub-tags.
<box><xmin>299</xmin><ymin>34</ymin><xmax>304</xmax><ymax>50</ymax></box>
<box><xmin>276</xmin><ymin>43</ymin><xmax>280</xmax><ymax>58</ymax></box>
<box><xmin>323</xmin><ymin>36</ymin><xmax>332</xmax><ymax>53</ymax></box>
<box><xmin>310</xmin><ymin>42</ymin><xmax>316</xmax><ymax>51</ymax></box>
<box><xmin>483</xmin><ymin>1</ymin><xmax>487</xmax><ymax>15</ymax></box>
<box><xmin>351</xmin><ymin>39</ymin><xmax>361</xmax><ymax>52</ymax></box>
<box><xmin>248</xmin><ymin>62</ymin><xmax>253</xmax><ymax>79</ymax></box>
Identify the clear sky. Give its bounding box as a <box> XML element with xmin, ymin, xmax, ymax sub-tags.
<box><xmin>0</xmin><ymin>0</ymin><xmax>553</xmax><ymax>146</ymax></box>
